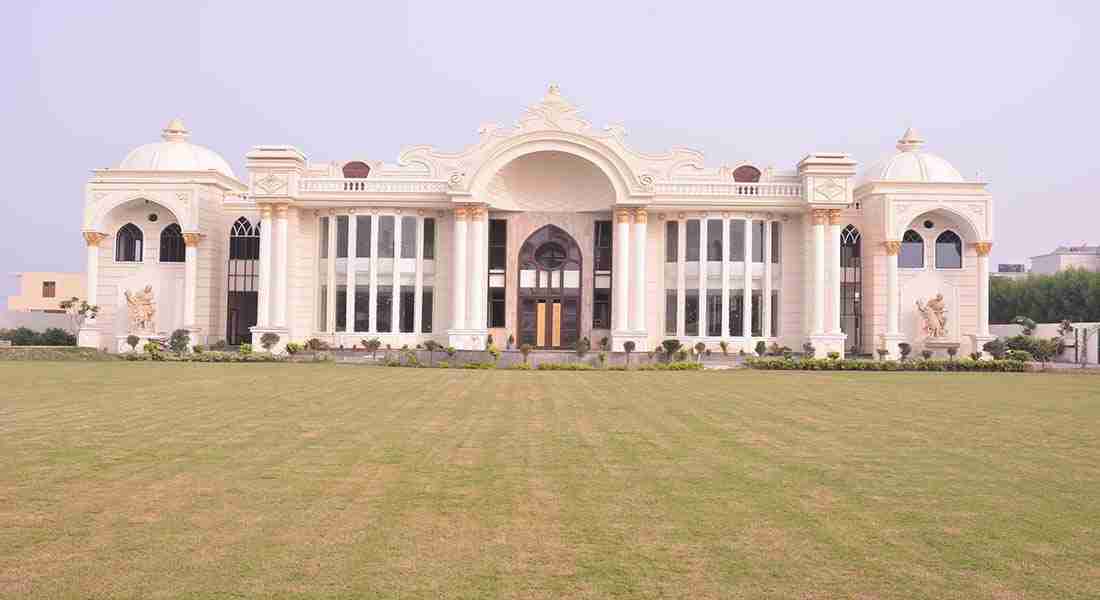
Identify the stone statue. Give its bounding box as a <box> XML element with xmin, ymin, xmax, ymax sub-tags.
<box><xmin>916</xmin><ymin>293</ymin><xmax>948</xmax><ymax>338</ymax></box>
<box><xmin>124</xmin><ymin>285</ymin><xmax>157</xmax><ymax>334</ymax></box>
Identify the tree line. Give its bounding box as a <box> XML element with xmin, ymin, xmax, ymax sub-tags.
<box><xmin>990</xmin><ymin>268</ymin><xmax>1100</xmax><ymax>323</ymax></box>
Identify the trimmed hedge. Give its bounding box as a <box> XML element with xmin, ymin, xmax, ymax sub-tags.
<box><xmin>746</xmin><ymin>357</ymin><xmax>1028</xmax><ymax>372</ymax></box>
<box><xmin>123</xmin><ymin>351</ymin><xmax>286</xmax><ymax>363</ymax></box>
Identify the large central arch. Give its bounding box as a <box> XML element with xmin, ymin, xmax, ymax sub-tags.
<box><xmin>517</xmin><ymin>225</ymin><xmax>583</xmax><ymax>348</ymax></box>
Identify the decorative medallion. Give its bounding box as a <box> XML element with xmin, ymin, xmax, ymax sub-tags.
<box><xmin>255</xmin><ymin>173</ymin><xmax>288</xmax><ymax>195</ymax></box>
<box><xmin>814</xmin><ymin>178</ymin><xmax>845</xmax><ymax>202</ymax></box>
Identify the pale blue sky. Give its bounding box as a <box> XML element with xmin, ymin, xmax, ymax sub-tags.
<box><xmin>3</xmin><ymin>1</ymin><xmax>1098</xmax><ymax>302</ymax></box>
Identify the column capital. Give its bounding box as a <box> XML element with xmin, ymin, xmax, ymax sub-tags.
<box><xmin>454</xmin><ymin>206</ymin><xmax>468</xmax><ymax>221</ymax></box>
<box><xmin>182</xmin><ymin>232</ymin><xmax>205</xmax><ymax>247</ymax></box>
<box><xmin>632</xmin><ymin>207</ymin><xmax>648</xmax><ymax>224</ymax></box>
<box><xmin>615</xmin><ymin>207</ymin><xmax>632</xmax><ymax>223</ymax></box>
<box><xmin>810</xmin><ymin>208</ymin><xmax>830</xmax><ymax>225</ymax></box>
<box><xmin>883</xmin><ymin>240</ymin><xmax>901</xmax><ymax>256</ymax></box>
<box><xmin>274</xmin><ymin>203</ymin><xmax>290</xmax><ymax>218</ymax></box>
<box><xmin>82</xmin><ymin>231</ymin><xmax>107</xmax><ymax>247</ymax></box>
<box><xmin>972</xmin><ymin>241</ymin><xmax>993</xmax><ymax>256</ymax></box>
<box><xmin>259</xmin><ymin>204</ymin><xmax>273</xmax><ymax>218</ymax></box>
<box><xmin>827</xmin><ymin>209</ymin><xmax>843</xmax><ymax>226</ymax></box>
<box><xmin>467</xmin><ymin>204</ymin><xmax>488</xmax><ymax>219</ymax></box>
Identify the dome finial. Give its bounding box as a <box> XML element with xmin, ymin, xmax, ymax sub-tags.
<box><xmin>896</xmin><ymin>126</ymin><xmax>924</xmax><ymax>152</ymax></box>
<box><xmin>162</xmin><ymin>118</ymin><xmax>190</xmax><ymax>142</ymax></box>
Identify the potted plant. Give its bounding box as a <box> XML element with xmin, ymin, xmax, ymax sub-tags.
<box><xmin>623</xmin><ymin>340</ymin><xmax>635</xmax><ymax>368</ymax></box>
<box><xmin>520</xmin><ymin>343</ymin><xmax>533</xmax><ymax>365</ymax></box>
<box><xmin>260</xmin><ymin>332</ymin><xmax>280</xmax><ymax>353</ymax></box>
<box><xmin>694</xmin><ymin>342</ymin><xmax>706</xmax><ymax>362</ymax></box>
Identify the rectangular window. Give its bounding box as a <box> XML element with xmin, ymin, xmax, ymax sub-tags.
<box><xmin>771</xmin><ymin>290</ymin><xmax>779</xmax><ymax>337</ymax></box>
<box><xmin>400</xmin><ymin>216</ymin><xmax>416</xmax><ymax>259</ymax></box>
<box><xmin>665</xmin><ymin>290</ymin><xmax>677</xmax><ymax>335</ymax></box>
<box><xmin>336</xmin><ymin>216</ymin><xmax>349</xmax><ymax>258</ymax></box>
<box><xmin>593</xmin><ymin>288</ymin><xmax>611</xmax><ymax>329</ymax></box>
<box><xmin>771</xmin><ymin>221</ymin><xmax>781</xmax><ymax>264</ymax></box>
<box><xmin>319</xmin><ymin>285</ymin><xmax>327</xmax><ymax>331</ymax></box>
<box><xmin>422</xmin><ymin>287</ymin><xmax>433</xmax><ymax>333</ymax></box>
<box><xmin>489</xmin><ymin>219</ymin><xmax>507</xmax><ymax>271</ymax></box>
<box><xmin>354</xmin><ymin>284</ymin><xmax>369</xmax><ymax>332</ymax></box>
<box><xmin>335</xmin><ymin>285</ymin><xmax>347</xmax><ymax>332</ymax></box>
<box><xmin>423</xmin><ymin>218</ymin><xmax>435</xmax><ymax>260</ymax></box>
<box><xmin>751</xmin><ymin>290</ymin><xmax>763</xmax><ymax>336</ymax></box>
<box><xmin>399</xmin><ymin>285</ymin><xmax>415</xmax><ymax>332</ymax></box>
<box><xmin>686</xmin><ymin>220</ymin><xmax>700</xmax><ymax>262</ymax></box>
<box><xmin>378</xmin><ymin>216</ymin><xmax>395</xmax><ymax>258</ymax></box>
<box><xmin>706</xmin><ymin>220</ymin><xmax>722</xmax><ymax>261</ymax></box>
<box><xmin>729</xmin><ymin>290</ymin><xmax>743</xmax><ymax>336</ymax></box>
<box><xmin>319</xmin><ymin>216</ymin><xmax>329</xmax><ymax>259</ymax></box>
<box><xmin>730</xmin><ymin>220</ymin><xmax>745</xmax><ymax>261</ymax></box>
<box><xmin>489</xmin><ymin>287</ymin><xmax>506</xmax><ymax>327</ymax></box>
<box><xmin>685</xmin><ymin>289</ymin><xmax>699</xmax><ymax>336</ymax></box>
<box><xmin>665</xmin><ymin>221</ymin><xmax>678</xmax><ymax>262</ymax></box>
<box><xmin>706</xmin><ymin>290</ymin><xmax>722</xmax><ymax>336</ymax></box>
<box><xmin>376</xmin><ymin>286</ymin><xmax>392</xmax><ymax>332</ymax></box>
<box><xmin>753</xmin><ymin>220</ymin><xmax>765</xmax><ymax>263</ymax></box>
<box><xmin>356</xmin><ymin>216</ymin><xmax>371</xmax><ymax>258</ymax></box>
<box><xmin>42</xmin><ymin>281</ymin><xmax>56</xmax><ymax>298</ymax></box>
<box><xmin>594</xmin><ymin>221</ymin><xmax>613</xmax><ymax>271</ymax></box>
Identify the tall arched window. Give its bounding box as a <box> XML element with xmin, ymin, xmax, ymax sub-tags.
<box><xmin>115</xmin><ymin>223</ymin><xmax>143</xmax><ymax>262</ymax></box>
<box><xmin>229</xmin><ymin>217</ymin><xmax>260</xmax><ymax>260</ymax></box>
<box><xmin>159</xmin><ymin>223</ymin><xmax>185</xmax><ymax>262</ymax></box>
<box><xmin>226</xmin><ymin>217</ymin><xmax>261</xmax><ymax>345</ymax></box>
<box><xmin>342</xmin><ymin>161</ymin><xmax>371</xmax><ymax>178</ymax></box>
<box><xmin>840</xmin><ymin>225</ymin><xmax>863</xmax><ymax>354</ymax></box>
<box><xmin>899</xmin><ymin>229</ymin><xmax>924</xmax><ymax>268</ymax></box>
<box><xmin>935</xmin><ymin>230</ymin><xmax>963</xmax><ymax>269</ymax></box>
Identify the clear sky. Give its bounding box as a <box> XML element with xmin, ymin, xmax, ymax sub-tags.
<box><xmin>2</xmin><ymin>1</ymin><xmax>1098</xmax><ymax>302</ymax></box>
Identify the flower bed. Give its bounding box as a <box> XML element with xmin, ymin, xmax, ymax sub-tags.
<box><xmin>746</xmin><ymin>357</ymin><xmax>1028</xmax><ymax>372</ymax></box>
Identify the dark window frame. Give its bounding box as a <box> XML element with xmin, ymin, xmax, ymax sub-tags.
<box><xmin>159</xmin><ymin>223</ymin><xmax>185</xmax><ymax>263</ymax></box>
<box><xmin>115</xmin><ymin>223</ymin><xmax>144</xmax><ymax>262</ymax></box>
<box><xmin>935</xmin><ymin>230</ymin><xmax>963</xmax><ymax>269</ymax></box>
<box><xmin>900</xmin><ymin>229</ymin><xmax>924</xmax><ymax>268</ymax></box>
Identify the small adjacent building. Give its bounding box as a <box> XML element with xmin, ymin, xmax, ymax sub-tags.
<box><xmin>76</xmin><ymin>86</ymin><xmax>995</xmax><ymax>357</ymax></box>
<box><xmin>7</xmin><ymin>272</ymin><xmax>85</xmax><ymax>313</ymax></box>
<box><xmin>1029</xmin><ymin>245</ymin><xmax>1100</xmax><ymax>275</ymax></box>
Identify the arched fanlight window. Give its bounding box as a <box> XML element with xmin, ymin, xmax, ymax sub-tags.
<box><xmin>115</xmin><ymin>223</ymin><xmax>144</xmax><ymax>262</ymax></box>
<box><xmin>899</xmin><ymin>229</ymin><xmax>924</xmax><ymax>268</ymax></box>
<box><xmin>342</xmin><ymin>161</ymin><xmax>371</xmax><ymax>178</ymax></box>
<box><xmin>732</xmin><ymin>165</ymin><xmax>761</xmax><ymax>183</ymax></box>
<box><xmin>840</xmin><ymin>225</ymin><xmax>863</xmax><ymax>354</ymax></box>
<box><xmin>229</xmin><ymin>217</ymin><xmax>260</xmax><ymax>260</ymax></box>
<box><xmin>840</xmin><ymin>225</ymin><xmax>861</xmax><ymax>267</ymax></box>
<box><xmin>159</xmin><ymin>223</ymin><xmax>185</xmax><ymax>262</ymax></box>
<box><xmin>935</xmin><ymin>230</ymin><xmax>963</xmax><ymax>269</ymax></box>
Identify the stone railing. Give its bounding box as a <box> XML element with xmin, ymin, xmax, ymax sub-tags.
<box><xmin>654</xmin><ymin>182</ymin><xmax>803</xmax><ymax>198</ymax></box>
<box><xmin>298</xmin><ymin>179</ymin><xmax>449</xmax><ymax>194</ymax></box>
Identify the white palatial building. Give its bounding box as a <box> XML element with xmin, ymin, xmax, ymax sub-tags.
<box><xmin>78</xmin><ymin>86</ymin><xmax>995</xmax><ymax>358</ymax></box>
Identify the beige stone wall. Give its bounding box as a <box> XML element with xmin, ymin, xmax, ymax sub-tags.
<box><xmin>7</xmin><ymin>272</ymin><xmax>85</xmax><ymax>312</ymax></box>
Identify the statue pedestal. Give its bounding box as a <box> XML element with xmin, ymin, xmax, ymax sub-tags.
<box><xmin>924</xmin><ymin>339</ymin><xmax>961</xmax><ymax>358</ymax></box>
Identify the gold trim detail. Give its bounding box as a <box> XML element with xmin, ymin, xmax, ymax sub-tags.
<box><xmin>633</xmin><ymin>208</ymin><xmax>648</xmax><ymax>224</ymax></box>
<box><xmin>454</xmin><ymin>206</ymin><xmax>468</xmax><ymax>221</ymax></box>
<box><xmin>182</xmin><ymin>233</ymin><xmax>205</xmax><ymax>247</ymax></box>
<box><xmin>615</xmin><ymin>208</ymin><xmax>632</xmax><ymax>224</ymax></box>
<box><xmin>811</xmin><ymin>208</ymin><xmax>830</xmax><ymax>225</ymax></box>
<box><xmin>83</xmin><ymin>231</ymin><xmax>107</xmax><ymax>247</ymax></box>
<box><xmin>827</xmin><ymin>209</ymin><xmax>843</xmax><ymax>226</ymax></box>
<box><xmin>883</xmin><ymin>240</ymin><xmax>901</xmax><ymax>256</ymax></box>
<box><xmin>972</xmin><ymin>241</ymin><xmax>993</xmax><ymax>257</ymax></box>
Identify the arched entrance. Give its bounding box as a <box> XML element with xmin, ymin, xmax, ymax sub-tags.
<box><xmin>518</xmin><ymin>225</ymin><xmax>582</xmax><ymax>348</ymax></box>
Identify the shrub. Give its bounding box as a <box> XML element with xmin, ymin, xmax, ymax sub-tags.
<box><xmin>661</xmin><ymin>339</ymin><xmax>682</xmax><ymax>362</ymax></box>
<box><xmin>747</xmin><ymin>357</ymin><xmax>1028</xmax><ymax>373</ymax></box>
<box><xmin>487</xmin><ymin>344</ymin><xmax>501</xmax><ymax>363</ymax></box>
<box><xmin>827</xmin><ymin>351</ymin><xmax>840</xmax><ymax>360</ymax></box>
<box><xmin>507</xmin><ymin>334</ymin><xmax>515</xmax><ymax>350</ymax></box>
<box><xmin>445</xmin><ymin>346</ymin><xmax>457</xmax><ymax>360</ymax></box>
<box><xmin>192</xmin><ymin>345</ymin><xmax>205</xmax><ymax>355</ymax></box>
<box><xmin>755</xmin><ymin>341</ymin><xmax>767</xmax><ymax>357</ymax></box>
<box><xmin>485</xmin><ymin>335</ymin><xmax>494</xmax><ymax>350</ymax></box>
<box><xmin>305</xmin><ymin>338</ymin><xmax>330</xmax><ymax>351</ymax></box>
<box><xmin>211</xmin><ymin>339</ymin><xmax>228</xmax><ymax>350</ymax></box>
<box><xmin>920</xmin><ymin>350</ymin><xmax>933</xmax><ymax>360</ymax></box>
<box><xmin>361</xmin><ymin>338</ymin><xmax>381</xmax><ymax>359</ymax></box>
<box><xmin>802</xmin><ymin>342</ymin><xmax>815</xmax><ymax>357</ymax></box>
<box><xmin>719</xmin><ymin>340</ymin><xmax>728</xmax><ymax>356</ymax></box>
<box><xmin>239</xmin><ymin>343</ymin><xmax>253</xmax><ymax>356</ymax></box>
<box><xmin>463</xmin><ymin>361</ymin><xmax>496</xmax><ymax>369</ymax></box>
<box><xmin>520</xmin><ymin>343</ymin><xmax>533</xmax><ymax>364</ymax></box>
<box><xmin>423</xmin><ymin>340</ymin><xmax>441</xmax><ymax>366</ymax></box>
<box><xmin>599</xmin><ymin>337</ymin><xmax>610</xmax><ymax>351</ymax></box>
<box><xmin>969</xmin><ymin>352</ymin><xmax>981</xmax><ymax>360</ymax></box>
<box><xmin>169</xmin><ymin>329</ymin><xmax>191</xmax><ymax>354</ymax></box>
<box><xmin>623</xmin><ymin>340</ymin><xmax>635</xmax><ymax>367</ymax></box>
<box><xmin>1031</xmin><ymin>338</ymin><xmax>1060</xmax><ymax>367</ymax></box>
<box><xmin>126</xmin><ymin>334</ymin><xmax>141</xmax><ymax>351</ymax></box>
<box><xmin>575</xmin><ymin>337</ymin><xmax>591</xmax><ymax>358</ymax></box>
<box><xmin>898</xmin><ymin>343</ymin><xmax>912</xmax><ymax>361</ymax></box>
<box><xmin>510</xmin><ymin>363</ymin><xmax>532</xmax><ymax>370</ymax></box>
<box><xmin>946</xmin><ymin>346</ymin><xmax>958</xmax><ymax>359</ymax></box>
<box><xmin>983</xmin><ymin>339</ymin><xmax>1006</xmax><ymax>359</ymax></box>
<box><xmin>597</xmin><ymin>351</ymin><xmax>607</xmax><ymax>368</ymax></box>
<box><xmin>676</xmin><ymin>349</ymin><xmax>689</xmax><ymax>362</ymax></box>
<box><xmin>636</xmin><ymin>361</ymin><xmax>703</xmax><ymax>371</ymax></box>
<box><xmin>143</xmin><ymin>341</ymin><xmax>165</xmax><ymax>361</ymax></box>
<box><xmin>1012</xmin><ymin>315</ymin><xmax>1037</xmax><ymax>336</ymax></box>
<box><xmin>40</xmin><ymin>328</ymin><xmax>77</xmax><ymax>346</ymax></box>
<box><xmin>260</xmin><ymin>332</ymin><xmax>280</xmax><ymax>352</ymax></box>
<box><xmin>694</xmin><ymin>342</ymin><xmax>706</xmax><ymax>362</ymax></box>
<box><xmin>437</xmin><ymin>361</ymin><xmax>450</xmax><ymax>369</ymax></box>
<box><xmin>285</xmin><ymin>342</ymin><xmax>302</xmax><ymax>355</ymax></box>
<box><xmin>537</xmin><ymin>362</ymin><xmax>593</xmax><ymax>371</ymax></box>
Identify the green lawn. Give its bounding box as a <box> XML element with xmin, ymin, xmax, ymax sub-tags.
<box><xmin>1</xmin><ymin>364</ymin><xmax>1098</xmax><ymax>599</ymax></box>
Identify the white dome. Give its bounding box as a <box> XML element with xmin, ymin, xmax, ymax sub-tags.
<box><xmin>118</xmin><ymin>118</ymin><xmax>236</xmax><ymax>178</ymax></box>
<box><xmin>859</xmin><ymin>128</ymin><xmax>964</xmax><ymax>184</ymax></box>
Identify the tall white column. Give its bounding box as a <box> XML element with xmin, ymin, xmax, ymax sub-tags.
<box><xmin>82</xmin><ymin>232</ymin><xmax>105</xmax><ymax>321</ymax></box>
<box><xmin>467</xmin><ymin>206</ymin><xmax>487</xmax><ymax>330</ymax></box>
<box><xmin>346</xmin><ymin>210</ymin><xmax>357</xmax><ymax>332</ymax></box>
<box><xmin>392</xmin><ymin>212</ymin><xmax>404</xmax><ymax>334</ymax></box>
<box><xmin>631</xmin><ymin>208</ymin><xmax>647</xmax><ymax>332</ymax></box>
<box><xmin>976</xmin><ymin>242</ymin><xmax>992</xmax><ymax>337</ymax></box>
<box><xmin>812</xmin><ymin>209</ymin><xmax>826</xmax><ymax>335</ymax></box>
<box><xmin>369</xmin><ymin>212</ymin><xmax>379</xmax><ymax>333</ymax></box>
<box><xmin>414</xmin><ymin>214</ymin><xmax>425</xmax><ymax>334</ymax></box>
<box><xmin>451</xmin><ymin>207</ymin><xmax>468</xmax><ymax>330</ymax></box>
<box><xmin>763</xmin><ymin>218</ymin><xmax>773</xmax><ymax>338</ymax></box>
<box><xmin>257</xmin><ymin>205</ymin><xmax>272</xmax><ymax>328</ymax></box>
<box><xmin>326</xmin><ymin>211</ymin><xmax>337</xmax><ymax>334</ymax></box>
<box><xmin>742</xmin><ymin>216</ymin><xmax>753</xmax><ymax>342</ymax></box>
<box><xmin>614</xmin><ymin>208</ymin><xmax>631</xmax><ymax>331</ymax></box>
<box><xmin>697</xmin><ymin>216</ymin><xmax>707</xmax><ymax>337</ymax></box>
<box><xmin>182</xmin><ymin>233</ymin><xmax>201</xmax><ymax>330</ymax></box>
<box><xmin>720</xmin><ymin>215</ymin><xmax>730</xmax><ymax>338</ymax></box>
<box><xmin>676</xmin><ymin>218</ymin><xmax>686</xmax><ymax>337</ymax></box>
<box><xmin>829</xmin><ymin>210</ymin><xmax>843</xmax><ymax>335</ymax></box>
<box><xmin>885</xmin><ymin>241</ymin><xmax>900</xmax><ymax>335</ymax></box>
<box><xmin>274</xmin><ymin>204</ymin><xmax>289</xmax><ymax>328</ymax></box>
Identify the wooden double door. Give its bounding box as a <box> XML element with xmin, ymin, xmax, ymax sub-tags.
<box><xmin>517</xmin><ymin>225</ymin><xmax>583</xmax><ymax>349</ymax></box>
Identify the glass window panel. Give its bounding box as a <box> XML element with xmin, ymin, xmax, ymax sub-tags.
<box><xmin>771</xmin><ymin>221</ymin><xmax>781</xmax><ymax>263</ymax></box>
<box><xmin>771</xmin><ymin>291</ymin><xmax>779</xmax><ymax>337</ymax></box>
<box><xmin>376</xmin><ymin>286</ymin><xmax>392</xmax><ymax>332</ymax></box>
<box><xmin>319</xmin><ymin>217</ymin><xmax>329</xmax><ymax>259</ymax></box>
<box><xmin>489</xmin><ymin>287</ymin><xmax>506</xmax><ymax>327</ymax></box>
<box><xmin>686</xmin><ymin>220</ymin><xmax>700</xmax><ymax>262</ymax></box>
<box><xmin>335</xmin><ymin>285</ymin><xmax>347</xmax><ymax>332</ymax></box>
<box><xmin>378</xmin><ymin>216</ymin><xmax>395</xmax><ymax>258</ymax></box>
<box><xmin>900</xmin><ymin>230</ymin><xmax>924</xmax><ymax>268</ymax></box>
<box><xmin>356</xmin><ymin>216</ymin><xmax>371</xmax><ymax>258</ymax></box>
<box><xmin>706</xmin><ymin>290</ymin><xmax>722</xmax><ymax>336</ymax></box>
<box><xmin>665</xmin><ymin>221</ymin><xmax>678</xmax><ymax>263</ymax></box>
<box><xmin>354</xmin><ymin>284</ymin><xmax>370</xmax><ymax>332</ymax></box>
<box><xmin>730</xmin><ymin>220</ymin><xmax>745</xmax><ymax>261</ymax></box>
<box><xmin>400</xmin><ymin>217</ymin><xmax>416</xmax><ymax>259</ymax></box>
<box><xmin>399</xmin><ymin>285</ymin><xmax>415</xmax><ymax>332</ymax></box>
<box><xmin>752</xmin><ymin>220</ymin><xmax>765</xmax><ymax>263</ymax></box>
<box><xmin>593</xmin><ymin>288</ymin><xmax>611</xmax><ymax>329</ymax></box>
<box><xmin>665</xmin><ymin>290</ymin><xmax>677</xmax><ymax>334</ymax></box>
<box><xmin>336</xmin><ymin>216</ymin><xmax>349</xmax><ymax>258</ymax></box>
<box><xmin>729</xmin><ymin>290</ymin><xmax>744</xmax><ymax>336</ymax></box>
<box><xmin>594</xmin><ymin>221</ymin><xmax>612</xmax><ymax>271</ymax></box>
<box><xmin>489</xmin><ymin>219</ymin><xmax>507</xmax><ymax>271</ymax></box>
<box><xmin>685</xmin><ymin>289</ymin><xmax>699</xmax><ymax>336</ymax></box>
<box><xmin>423</xmin><ymin>218</ymin><xmax>435</xmax><ymax>260</ymax></box>
<box><xmin>751</xmin><ymin>291</ymin><xmax>762</xmax><ymax>336</ymax></box>
<box><xmin>706</xmin><ymin>220</ymin><xmax>722</xmax><ymax>261</ymax></box>
<box><xmin>935</xmin><ymin>231</ymin><xmax>962</xmax><ymax>269</ymax></box>
<box><xmin>318</xmin><ymin>285</ymin><xmax>327</xmax><ymax>331</ymax></box>
<box><xmin>422</xmin><ymin>287</ymin><xmax>433</xmax><ymax>333</ymax></box>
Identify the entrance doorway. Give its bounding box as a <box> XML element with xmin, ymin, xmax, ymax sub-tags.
<box><xmin>518</xmin><ymin>225</ymin><xmax>582</xmax><ymax>349</ymax></box>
